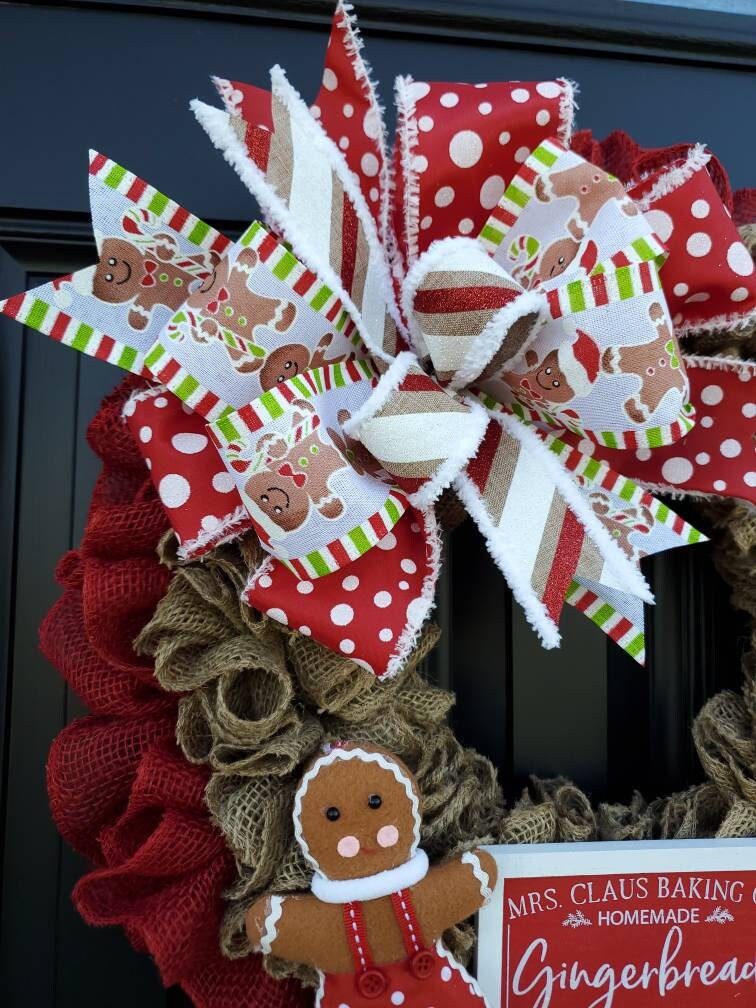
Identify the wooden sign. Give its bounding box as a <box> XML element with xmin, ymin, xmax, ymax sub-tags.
<box><xmin>477</xmin><ymin>839</ymin><xmax>756</xmax><ymax>1007</ymax></box>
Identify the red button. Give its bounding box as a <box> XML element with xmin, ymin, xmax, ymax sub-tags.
<box><xmin>357</xmin><ymin>968</ymin><xmax>388</xmax><ymax>999</ymax></box>
<box><xmin>410</xmin><ymin>950</ymin><xmax>435</xmax><ymax>979</ymax></box>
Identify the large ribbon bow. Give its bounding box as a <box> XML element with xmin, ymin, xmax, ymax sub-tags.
<box><xmin>2</xmin><ymin>1</ymin><xmax>754</xmax><ymax>679</ymax></box>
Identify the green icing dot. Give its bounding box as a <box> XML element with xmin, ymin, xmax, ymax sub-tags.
<box><xmin>159</xmin><ymin>272</ymin><xmax>169</xmax><ymax>282</ymax></box>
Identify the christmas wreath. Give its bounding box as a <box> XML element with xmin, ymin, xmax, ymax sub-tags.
<box><xmin>3</xmin><ymin>3</ymin><xmax>755</xmax><ymax>1006</ymax></box>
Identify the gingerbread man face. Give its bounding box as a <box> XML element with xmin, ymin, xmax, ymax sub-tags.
<box><xmin>294</xmin><ymin>744</ymin><xmax>420</xmax><ymax>882</ymax></box>
<box><xmin>259</xmin><ymin>344</ymin><xmax>312</xmax><ymax>388</ymax></box>
<box><xmin>244</xmin><ymin>470</ymin><xmax>311</xmax><ymax>533</ymax></box>
<box><xmin>535</xmin><ymin>236</ymin><xmax>580</xmax><ymax>284</ymax></box>
<box><xmin>93</xmin><ymin>238</ymin><xmax>145</xmax><ymax>304</ymax></box>
<box><xmin>507</xmin><ymin>347</ymin><xmax>575</xmax><ymax>405</ymax></box>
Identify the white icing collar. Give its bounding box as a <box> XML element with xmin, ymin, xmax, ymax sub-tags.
<box><xmin>311</xmin><ymin>849</ymin><xmax>429</xmax><ymax>904</ymax></box>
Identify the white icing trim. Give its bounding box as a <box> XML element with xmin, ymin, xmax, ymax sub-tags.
<box><xmin>293</xmin><ymin>746</ymin><xmax>422</xmax><ymax>872</ymax></box>
<box><xmin>557</xmin><ymin>78</ymin><xmax>578</xmax><ymax>147</ymax></box>
<box><xmin>633</xmin><ymin>144</ymin><xmax>711</xmax><ymax>211</ymax></box>
<box><xmin>258</xmin><ymin>895</ymin><xmax>285</xmax><ymax>955</ymax></box>
<box><xmin>394</xmin><ymin>75</ymin><xmax>421</xmax><ymax>273</ymax></box>
<box><xmin>385</xmin><ymin>506</ymin><xmax>441</xmax><ymax>680</ymax></box>
<box><xmin>461</xmin><ymin>851</ymin><xmax>493</xmax><ymax>906</ymax></box>
<box><xmin>191</xmin><ymin>98</ymin><xmax>395</xmax><ymax>364</ymax></box>
<box><xmin>312</xmin><ymin>849</ymin><xmax>429</xmax><ymax>904</ymax></box>
<box><xmin>435</xmin><ymin>939</ymin><xmax>488</xmax><ymax>1004</ymax></box>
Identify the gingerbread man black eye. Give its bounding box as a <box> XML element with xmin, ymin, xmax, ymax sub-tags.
<box><xmin>367</xmin><ymin>794</ymin><xmax>382</xmax><ymax>809</ymax></box>
<box><xmin>325</xmin><ymin>806</ymin><xmax>340</xmax><ymax>821</ymax></box>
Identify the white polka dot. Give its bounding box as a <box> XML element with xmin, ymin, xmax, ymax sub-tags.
<box><xmin>376</xmin><ymin>533</ymin><xmax>397</xmax><ymax>551</ymax></box>
<box><xmin>673</xmin><ymin>283</ymin><xmax>689</xmax><ymax>297</ymax></box>
<box><xmin>449</xmin><ymin>130</ymin><xmax>483</xmax><ymax>168</ymax></box>
<box><xmin>399</xmin><ymin>581</ymin><xmax>409</xmax><ymax>590</ymax></box>
<box><xmin>331</xmin><ymin>603</ymin><xmax>354</xmax><ymax>626</ymax></box>
<box><xmin>701</xmin><ymin>384</ymin><xmax>723</xmax><ymax>405</ymax></box>
<box><xmin>322</xmin><ymin>68</ymin><xmax>337</xmax><ymax>91</ymax></box>
<box><xmin>478</xmin><ymin>102</ymin><xmax>492</xmax><ymax>115</ymax></box>
<box><xmin>299</xmin><ymin>625</ymin><xmax>311</xmax><ymax>636</ymax></box>
<box><xmin>343</xmin><ymin>102</ymin><xmax>354</xmax><ymax>118</ymax></box>
<box><xmin>739</xmin><ymin>369</ymin><xmax>751</xmax><ymax>382</ymax></box>
<box><xmin>440</xmin><ymin>91</ymin><xmax>459</xmax><ymax>108</ymax></box>
<box><xmin>266</xmin><ymin>607</ymin><xmax>288</xmax><ymax>625</ymax></box>
<box><xmin>139</xmin><ymin>425</ymin><xmax>152</xmax><ymax>444</ymax></box>
<box><xmin>458</xmin><ymin>218</ymin><xmax>474</xmax><ymax>234</ymax></box>
<box><xmin>342</xmin><ymin>575</ymin><xmax>360</xmax><ymax>591</ymax></box>
<box><xmin>374</xmin><ymin>591</ymin><xmax>392</xmax><ymax>608</ymax></box>
<box><xmin>661</xmin><ymin>457</ymin><xmax>693</xmax><ymax>485</ymax></box>
<box><xmin>406</xmin><ymin>81</ymin><xmax>430</xmax><ymax>102</ymax></box>
<box><xmin>673</xmin><ymin>313</ymin><xmax>683</xmax><ymax>325</ymax></box>
<box><xmin>339</xmin><ymin>639</ymin><xmax>355</xmax><ymax>655</ymax></box>
<box><xmin>420</xmin><ymin>216</ymin><xmax>433</xmax><ymax>230</ymax></box>
<box><xmin>257</xmin><ymin>573</ymin><xmax>273</xmax><ymax>589</ymax></box>
<box><xmin>536</xmin><ymin>109</ymin><xmax>551</xmax><ymax>126</ymax></box>
<box><xmin>695</xmin><ymin>452</ymin><xmax>710</xmax><ymax>465</ymax></box>
<box><xmin>701</xmin><ymin>415</ymin><xmax>714</xmax><ymax>428</ymax></box>
<box><xmin>172</xmin><ymin>432</ymin><xmax>208</xmax><ymax>454</ymax></box>
<box><xmin>480</xmin><ymin>175</ymin><xmax>505</xmax><ymax>210</ymax></box>
<box><xmin>474</xmin><ymin>82</ymin><xmax>488</xmax><ymax>89</ymax></box>
<box><xmin>515</xmin><ymin>146</ymin><xmax>530</xmax><ymax>163</ymax></box>
<box><xmin>154</xmin><ymin>396</ymin><xmax>168</xmax><ymax>409</ymax></box>
<box><xmin>339</xmin><ymin>136</ymin><xmax>349</xmax><ymax>150</ymax></box>
<box><xmin>311</xmin><ymin>105</ymin><xmax>321</xmax><ymax>119</ymax></box>
<box><xmin>401</xmin><ymin>558</ymin><xmax>417</xmax><ymax>574</ymax></box>
<box><xmin>212</xmin><ymin>471</ymin><xmax>234</xmax><ymax>493</ymax></box>
<box><xmin>159</xmin><ymin>473</ymin><xmax>190</xmax><ymax>508</ymax></box>
<box><xmin>511</xmin><ymin>88</ymin><xmax>530</xmax><ymax>103</ymax></box>
<box><xmin>390</xmin><ymin>993</ymin><xmax>405</xmax><ymax>1006</ymax></box>
<box><xmin>413</xmin><ymin>155</ymin><xmax>428</xmax><ymax>173</ymax></box>
<box><xmin>731</xmin><ymin>287</ymin><xmax>749</xmax><ymax>302</ymax></box>
<box><xmin>742</xmin><ymin>402</ymin><xmax>755</xmax><ymax>419</ymax></box>
<box><xmin>687</xmin><ymin>232</ymin><xmax>711</xmax><ymax>257</ymax></box>
<box><xmin>201</xmin><ymin>515</ymin><xmax>219</xmax><ymax>531</ymax></box>
<box><xmin>418</xmin><ymin>115</ymin><xmax>434</xmax><ymax>132</ymax></box>
<box><xmin>645</xmin><ymin>209</ymin><xmax>674</xmax><ymax>243</ymax></box>
<box><xmin>145</xmin><ymin>459</ymin><xmax>152</xmax><ymax>470</ymax></box>
<box><xmin>123</xmin><ymin>399</ymin><xmax>136</xmax><ymax>417</ymax></box>
<box><xmin>369</xmin><ymin>187</ymin><xmax>379</xmax><ymax>202</ymax></box>
<box><xmin>410</xmin><ymin>522</ymin><xmax>420</xmax><ymax>533</ymax></box>
<box><xmin>536</xmin><ymin>81</ymin><xmax>561</xmax><ymax>98</ymax></box>
<box><xmin>499</xmin><ymin>131</ymin><xmax>511</xmax><ymax>146</ymax></box>
<box><xmin>720</xmin><ymin>438</ymin><xmax>741</xmax><ymax>458</ymax></box>
<box><xmin>744</xmin><ymin>472</ymin><xmax>756</xmax><ymax>488</ymax></box>
<box><xmin>361</xmin><ymin>153</ymin><xmax>379</xmax><ymax>177</ymax></box>
<box><xmin>441</xmin><ymin>966</ymin><xmax>453</xmax><ymax>982</ymax></box>
<box><xmin>379</xmin><ymin>628</ymin><xmax>393</xmax><ymax>643</ymax></box>
<box><xmin>714</xmin><ymin>479</ymin><xmax>727</xmax><ymax>492</ymax></box>
<box><xmin>435</xmin><ymin>186</ymin><xmax>455</xmax><ymax>207</ymax></box>
<box><xmin>727</xmin><ymin>241</ymin><xmax>754</xmax><ymax>277</ymax></box>
<box><xmin>691</xmin><ymin>199</ymin><xmax>710</xmax><ymax>219</ymax></box>
<box><xmin>296</xmin><ymin>580</ymin><xmax>314</xmax><ymax>594</ymax></box>
<box><xmin>352</xmin><ymin>658</ymin><xmax>375</xmax><ymax>675</ymax></box>
<box><xmin>363</xmin><ymin>107</ymin><xmax>380</xmax><ymax>140</ymax></box>
<box><xmin>406</xmin><ymin>597</ymin><xmax>426</xmax><ymax>626</ymax></box>
<box><xmin>635</xmin><ymin>445</ymin><xmax>652</xmax><ymax>462</ymax></box>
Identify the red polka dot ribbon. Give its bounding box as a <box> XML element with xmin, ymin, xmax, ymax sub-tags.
<box><xmin>0</xmin><ymin>0</ymin><xmax>753</xmax><ymax>677</ymax></box>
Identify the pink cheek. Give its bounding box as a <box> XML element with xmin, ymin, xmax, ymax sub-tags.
<box><xmin>376</xmin><ymin>824</ymin><xmax>399</xmax><ymax>848</ymax></box>
<box><xmin>337</xmin><ymin>835</ymin><xmax>360</xmax><ymax>858</ymax></box>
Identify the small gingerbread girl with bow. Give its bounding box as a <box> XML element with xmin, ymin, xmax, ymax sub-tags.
<box><xmin>246</xmin><ymin>743</ymin><xmax>497</xmax><ymax>1007</ymax></box>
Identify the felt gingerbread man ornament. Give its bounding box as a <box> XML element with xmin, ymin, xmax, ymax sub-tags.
<box><xmin>247</xmin><ymin>743</ymin><xmax>497</xmax><ymax>1007</ymax></box>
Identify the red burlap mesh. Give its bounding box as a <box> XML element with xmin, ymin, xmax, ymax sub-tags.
<box><xmin>734</xmin><ymin>189</ymin><xmax>756</xmax><ymax>226</ymax></box>
<box><xmin>43</xmin><ymin>377</ymin><xmax>307</xmax><ymax>1008</ymax></box>
<box><xmin>571</xmin><ymin>128</ymin><xmax>733</xmax><ymax>210</ymax></box>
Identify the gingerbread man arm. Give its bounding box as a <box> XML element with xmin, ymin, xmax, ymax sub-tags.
<box><xmin>245</xmin><ymin>893</ymin><xmax>350</xmax><ymax>971</ymax></box>
<box><xmin>310</xmin><ymin>332</ymin><xmax>335</xmax><ymax>369</ymax></box>
<box><xmin>410</xmin><ymin>848</ymin><xmax>497</xmax><ymax>943</ymax></box>
<box><xmin>127</xmin><ymin>302</ymin><xmax>151</xmax><ymax>331</ymax></box>
<box><xmin>152</xmin><ymin>232</ymin><xmax>181</xmax><ymax>261</ymax></box>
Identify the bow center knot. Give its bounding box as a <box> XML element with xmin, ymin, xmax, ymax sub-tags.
<box><xmin>402</xmin><ymin>236</ymin><xmax>546</xmax><ymax>391</ymax></box>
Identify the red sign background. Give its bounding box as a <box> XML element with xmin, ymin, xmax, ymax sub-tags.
<box><xmin>500</xmin><ymin>870</ymin><xmax>756</xmax><ymax>1006</ymax></box>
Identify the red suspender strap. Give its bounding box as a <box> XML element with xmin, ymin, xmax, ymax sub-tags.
<box><xmin>343</xmin><ymin>902</ymin><xmax>388</xmax><ymax>1000</ymax></box>
<box><xmin>343</xmin><ymin>901</ymin><xmax>374</xmax><ymax>972</ymax></box>
<box><xmin>390</xmin><ymin>889</ymin><xmax>436</xmax><ymax>981</ymax></box>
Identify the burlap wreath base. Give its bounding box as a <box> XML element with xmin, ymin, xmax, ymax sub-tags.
<box><xmin>41</xmin><ymin>222</ymin><xmax>754</xmax><ymax>1002</ymax></box>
